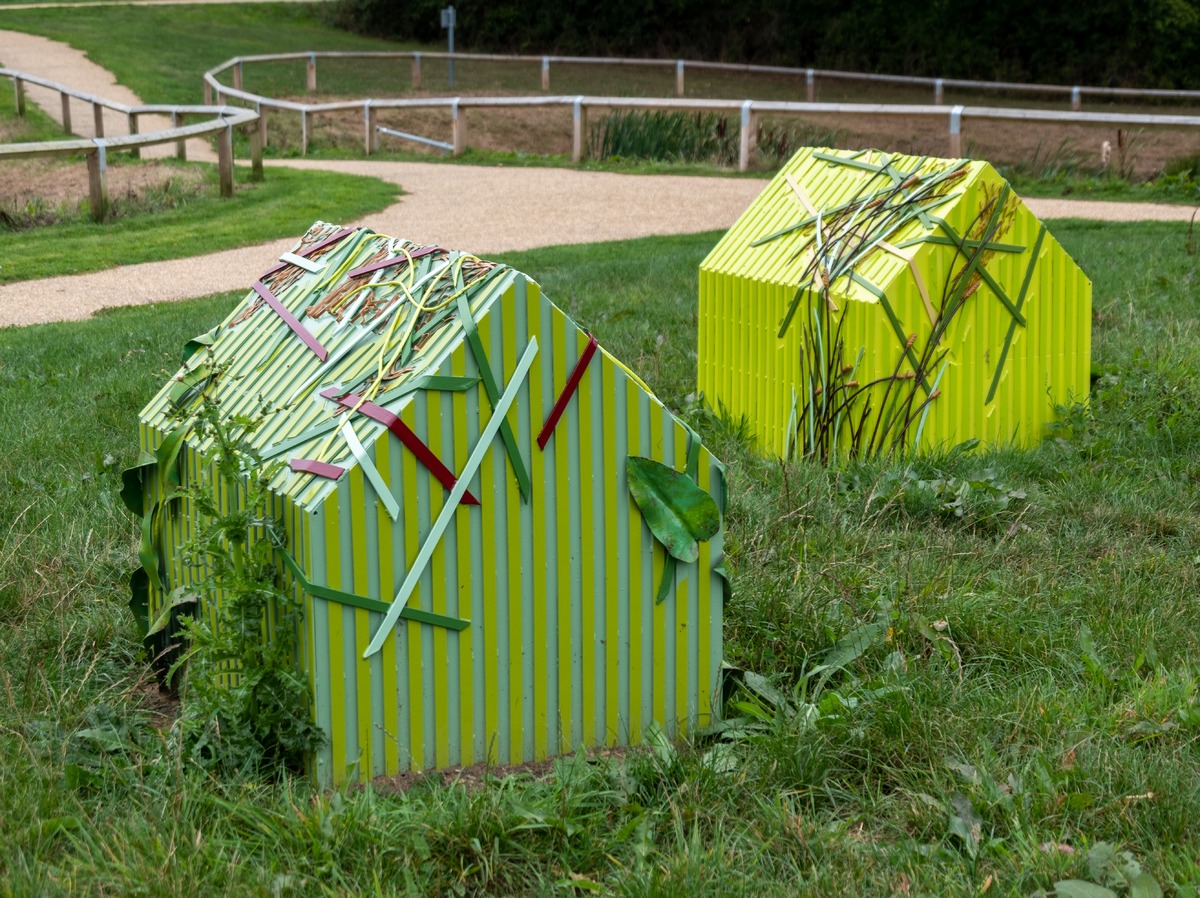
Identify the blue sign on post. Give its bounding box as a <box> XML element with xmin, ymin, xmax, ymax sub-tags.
<box><xmin>441</xmin><ymin>6</ymin><xmax>456</xmax><ymax>87</ymax></box>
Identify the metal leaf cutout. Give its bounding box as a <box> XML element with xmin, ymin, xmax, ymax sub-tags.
<box><xmin>626</xmin><ymin>456</ymin><xmax>720</xmax><ymax>564</ymax></box>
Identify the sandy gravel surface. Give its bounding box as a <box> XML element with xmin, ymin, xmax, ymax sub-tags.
<box><xmin>0</xmin><ymin>30</ymin><xmax>215</xmax><ymax>161</ymax></box>
<box><xmin>2</xmin><ymin>27</ymin><xmax>1197</xmax><ymax>329</ymax></box>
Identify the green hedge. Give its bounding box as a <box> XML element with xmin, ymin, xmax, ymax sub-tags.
<box><xmin>323</xmin><ymin>0</ymin><xmax>1200</xmax><ymax>89</ymax></box>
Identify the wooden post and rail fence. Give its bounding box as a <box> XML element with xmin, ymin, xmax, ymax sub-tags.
<box><xmin>200</xmin><ymin>51</ymin><xmax>1200</xmax><ymax>171</ymax></box>
<box><xmin>2</xmin><ymin>68</ymin><xmax>261</xmax><ymax>222</ymax></box>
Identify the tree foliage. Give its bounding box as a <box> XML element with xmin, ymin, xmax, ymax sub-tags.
<box><xmin>325</xmin><ymin>0</ymin><xmax>1200</xmax><ymax>88</ymax></box>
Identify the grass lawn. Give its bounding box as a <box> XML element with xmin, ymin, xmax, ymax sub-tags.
<box><xmin>0</xmin><ymin>161</ymin><xmax>397</xmax><ymax>283</ymax></box>
<box><xmin>2</xmin><ymin>219</ymin><xmax>1199</xmax><ymax>896</ymax></box>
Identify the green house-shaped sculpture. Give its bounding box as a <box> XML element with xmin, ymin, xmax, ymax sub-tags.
<box><xmin>699</xmin><ymin>147</ymin><xmax>1092</xmax><ymax>458</ymax></box>
<box><xmin>127</xmin><ymin>222</ymin><xmax>725</xmax><ymax>784</ymax></box>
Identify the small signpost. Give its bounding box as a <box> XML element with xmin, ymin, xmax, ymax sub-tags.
<box><xmin>441</xmin><ymin>6</ymin><xmax>456</xmax><ymax>87</ymax></box>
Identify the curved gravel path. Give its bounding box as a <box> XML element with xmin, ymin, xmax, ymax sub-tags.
<box><xmin>2</xmin><ymin>28</ymin><xmax>1197</xmax><ymax>328</ymax></box>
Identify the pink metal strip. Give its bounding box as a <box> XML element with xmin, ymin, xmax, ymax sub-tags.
<box><xmin>289</xmin><ymin>458</ymin><xmax>345</xmax><ymax>479</ymax></box>
<box><xmin>252</xmin><ymin>281</ymin><xmax>328</xmax><ymax>362</ymax></box>
<box><xmin>348</xmin><ymin>245</ymin><xmax>445</xmax><ymax>279</ymax></box>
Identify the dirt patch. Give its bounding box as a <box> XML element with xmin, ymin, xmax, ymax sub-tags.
<box><xmin>0</xmin><ymin>157</ymin><xmax>206</xmax><ymax>225</ymax></box>
<box><xmin>269</xmin><ymin>91</ymin><xmax>1200</xmax><ymax>178</ymax></box>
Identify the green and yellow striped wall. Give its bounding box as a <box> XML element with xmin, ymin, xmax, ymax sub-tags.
<box><xmin>699</xmin><ymin>147</ymin><xmax>1092</xmax><ymax>456</ymax></box>
<box><xmin>134</xmin><ymin>223</ymin><xmax>725</xmax><ymax>784</ymax></box>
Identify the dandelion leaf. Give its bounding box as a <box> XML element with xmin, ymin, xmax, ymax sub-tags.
<box><xmin>626</xmin><ymin>456</ymin><xmax>719</xmax><ymax>563</ymax></box>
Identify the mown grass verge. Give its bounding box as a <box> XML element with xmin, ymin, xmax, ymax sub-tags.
<box><xmin>0</xmin><ymin>162</ymin><xmax>397</xmax><ymax>283</ymax></box>
<box><xmin>2</xmin><ymin>219</ymin><xmax>1199</xmax><ymax>895</ymax></box>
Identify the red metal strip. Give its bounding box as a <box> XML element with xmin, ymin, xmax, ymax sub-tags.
<box><xmin>252</xmin><ymin>281</ymin><xmax>328</xmax><ymax>362</ymax></box>
<box><xmin>289</xmin><ymin>458</ymin><xmax>345</xmax><ymax>479</ymax></box>
<box><xmin>348</xmin><ymin>245</ymin><xmax>445</xmax><ymax>279</ymax></box>
<box><xmin>537</xmin><ymin>335</ymin><xmax>599</xmax><ymax>450</ymax></box>
<box><xmin>319</xmin><ymin>387</ymin><xmax>480</xmax><ymax>506</ymax></box>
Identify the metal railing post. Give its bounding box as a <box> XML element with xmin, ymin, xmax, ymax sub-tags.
<box><xmin>949</xmin><ymin>104</ymin><xmax>963</xmax><ymax>156</ymax></box>
<box><xmin>572</xmin><ymin>95</ymin><xmax>586</xmax><ymax>162</ymax></box>
<box><xmin>738</xmin><ymin>100</ymin><xmax>756</xmax><ymax>172</ymax></box>
<box><xmin>451</xmin><ymin>97</ymin><xmax>466</xmax><ymax>155</ymax></box>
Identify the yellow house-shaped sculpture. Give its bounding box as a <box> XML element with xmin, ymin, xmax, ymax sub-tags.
<box><xmin>128</xmin><ymin>222</ymin><xmax>725</xmax><ymax>784</ymax></box>
<box><xmin>699</xmin><ymin>147</ymin><xmax>1092</xmax><ymax>458</ymax></box>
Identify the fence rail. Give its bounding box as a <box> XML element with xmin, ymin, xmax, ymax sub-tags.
<box><xmin>1</xmin><ymin>68</ymin><xmax>261</xmax><ymax>221</ymax></box>
<box><xmin>203</xmin><ymin>53</ymin><xmax>1200</xmax><ymax>171</ymax></box>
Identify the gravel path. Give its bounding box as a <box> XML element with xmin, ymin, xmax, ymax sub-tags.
<box><xmin>2</xmin><ymin>28</ymin><xmax>1197</xmax><ymax>328</ymax></box>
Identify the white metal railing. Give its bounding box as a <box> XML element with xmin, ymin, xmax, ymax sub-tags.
<box><xmin>203</xmin><ymin>52</ymin><xmax>1200</xmax><ymax>171</ymax></box>
<box><xmin>2</xmin><ymin>68</ymin><xmax>261</xmax><ymax>221</ymax></box>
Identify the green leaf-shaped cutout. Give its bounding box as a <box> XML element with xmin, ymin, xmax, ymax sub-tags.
<box><xmin>626</xmin><ymin>456</ymin><xmax>720</xmax><ymax>564</ymax></box>
<box><xmin>119</xmin><ymin>451</ymin><xmax>156</xmax><ymax>516</ymax></box>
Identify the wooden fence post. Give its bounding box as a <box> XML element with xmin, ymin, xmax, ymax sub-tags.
<box><xmin>541</xmin><ymin>56</ymin><xmax>550</xmax><ymax>91</ymax></box>
<box><xmin>301</xmin><ymin>109</ymin><xmax>309</xmax><ymax>155</ymax></box>
<box><xmin>935</xmin><ymin>78</ymin><xmax>944</xmax><ymax>105</ymax></box>
<box><xmin>87</xmin><ymin>143</ymin><xmax>108</xmax><ymax>222</ymax></box>
<box><xmin>676</xmin><ymin>60</ymin><xmax>685</xmax><ymax>97</ymax></box>
<box><xmin>218</xmin><ymin>122</ymin><xmax>234</xmax><ymax>197</ymax></box>
<box><xmin>204</xmin><ymin>80</ymin><xmax>212</xmax><ymax>106</ymax></box>
<box><xmin>249</xmin><ymin>119</ymin><xmax>264</xmax><ymax>181</ymax></box>
<box><xmin>92</xmin><ymin>101</ymin><xmax>105</xmax><ymax>138</ymax></box>
<box><xmin>233</xmin><ymin>60</ymin><xmax>243</xmax><ymax>91</ymax></box>
<box><xmin>806</xmin><ymin>68</ymin><xmax>815</xmax><ymax>102</ymax></box>
<box><xmin>364</xmin><ymin>101</ymin><xmax>377</xmax><ymax>155</ymax></box>
<box><xmin>14</xmin><ymin>77</ymin><xmax>25</xmax><ymax>116</ymax></box>
<box><xmin>128</xmin><ymin>111</ymin><xmax>140</xmax><ymax>159</ymax></box>
<box><xmin>451</xmin><ymin>98</ymin><xmax>466</xmax><ymax>156</ymax></box>
<box><xmin>572</xmin><ymin>95</ymin><xmax>587</xmax><ymax>162</ymax></box>
<box><xmin>412</xmin><ymin>52</ymin><xmax>422</xmax><ymax>90</ymax></box>
<box><xmin>60</xmin><ymin>91</ymin><xmax>72</xmax><ymax>134</ymax></box>
<box><xmin>948</xmin><ymin>105</ymin><xmax>963</xmax><ymax>156</ymax></box>
<box><xmin>1071</xmin><ymin>86</ymin><xmax>1081</xmax><ymax>111</ymax></box>
<box><xmin>258</xmin><ymin>102</ymin><xmax>269</xmax><ymax>149</ymax></box>
<box><xmin>307</xmin><ymin>53</ymin><xmax>317</xmax><ymax>92</ymax></box>
<box><xmin>172</xmin><ymin>110</ymin><xmax>187</xmax><ymax>160</ymax></box>
<box><xmin>738</xmin><ymin>100</ymin><xmax>757</xmax><ymax>172</ymax></box>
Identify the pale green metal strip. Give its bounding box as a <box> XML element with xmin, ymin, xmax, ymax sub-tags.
<box><xmin>456</xmin><ymin>293</ymin><xmax>532</xmax><ymax>502</ymax></box>
<box><xmin>307</xmin><ymin>505</ymin><xmax>334</xmax><ymax>786</ymax></box>
<box><xmin>336</xmin><ymin>480</ymin><xmax>360</xmax><ymax>781</ymax></box>
<box><xmin>363</xmin><ymin>338</ymin><xmax>540</xmax><ymax>657</ymax></box>
<box><xmin>660</xmin><ymin>410</ymin><xmax>678</xmax><ymax>735</ymax></box>
<box><xmin>589</xmin><ymin>331</ymin><xmax>608</xmax><ymax>747</ymax></box>
<box><xmin>437</xmin><ymin>355</ymin><xmax>464</xmax><ymax>765</ymax></box>
<box><xmin>539</xmin><ymin>294</ymin><xmax>561</xmax><ymax>755</ymax></box>
<box><xmin>566</xmin><ymin>329</ymin><xmax>585</xmax><ymax>749</ymax></box>
<box><xmin>613</xmin><ymin>365</ymin><xmax>632</xmax><ymax>743</ymax></box>
<box><xmin>514</xmin><ymin>280</ymin><xmax>537</xmax><ymax>762</ymax></box>
<box><xmin>413</xmin><ymin>390</ymin><xmax>437</xmax><ymax>769</ymax></box>
<box><xmin>488</xmin><ymin>309</ymin><xmax>513</xmax><ymax>763</ymax></box>
<box><xmin>384</xmin><ymin>415</ymin><xmax>413</xmax><ymax>771</ymax></box>
<box><xmin>637</xmin><ymin>389</ymin><xmax>655</xmax><ymax>736</ymax></box>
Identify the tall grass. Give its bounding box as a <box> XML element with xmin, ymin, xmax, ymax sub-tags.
<box><xmin>2</xmin><ymin>222</ymin><xmax>1200</xmax><ymax>894</ymax></box>
<box><xmin>589</xmin><ymin>109</ymin><xmax>842</xmax><ymax>169</ymax></box>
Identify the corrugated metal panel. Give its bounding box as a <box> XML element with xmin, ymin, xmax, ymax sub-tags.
<box><xmin>136</xmin><ymin>226</ymin><xmax>726</xmax><ymax>785</ymax></box>
<box><xmin>699</xmin><ymin>147</ymin><xmax>1091</xmax><ymax>456</ymax></box>
<box><xmin>299</xmin><ymin>279</ymin><xmax>724</xmax><ymax>782</ymax></box>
